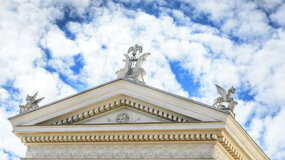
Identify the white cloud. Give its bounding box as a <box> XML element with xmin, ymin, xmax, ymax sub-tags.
<box><xmin>235</xmin><ymin>101</ymin><xmax>256</xmax><ymax>126</ymax></box>
<box><xmin>247</xmin><ymin>31</ymin><xmax>285</xmax><ymax>107</ymax></box>
<box><xmin>0</xmin><ymin>108</ymin><xmax>25</xmax><ymax>158</ymax></box>
<box><xmin>184</xmin><ymin>0</ymin><xmax>272</xmax><ymax>41</ymax></box>
<box><xmin>42</xmin><ymin>26</ymin><xmax>80</xmax><ymax>58</ymax></box>
<box><xmin>0</xmin><ymin>151</ymin><xmax>9</xmax><ymax>160</ymax></box>
<box><xmin>256</xmin><ymin>0</ymin><xmax>283</xmax><ymax>12</ymax></box>
<box><xmin>270</xmin><ymin>3</ymin><xmax>285</xmax><ymax>27</ymax></box>
<box><xmin>0</xmin><ymin>1</ymin><xmax>80</xmax><ymax>157</ymax></box>
<box><xmin>0</xmin><ymin>88</ymin><xmax>9</xmax><ymax>101</ymax></box>
<box><xmin>66</xmin><ymin>5</ymin><xmax>190</xmax><ymax>97</ymax></box>
<box><xmin>264</xmin><ymin>108</ymin><xmax>285</xmax><ymax>159</ymax></box>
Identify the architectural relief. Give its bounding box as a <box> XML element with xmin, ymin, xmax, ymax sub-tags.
<box><xmin>25</xmin><ymin>144</ymin><xmax>215</xmax><ymax>159</ymax></box>
<box><xmin>115</xmin><ymin>112</ymin><xmax>130</xmax><ymax>123</ymax></box>
<box><xmin>19</xmin><ymin>92</ymin><xmax>44</xmax><ymax>113</ymax></box>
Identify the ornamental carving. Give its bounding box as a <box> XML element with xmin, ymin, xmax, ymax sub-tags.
<box><xmin>115</xmin><ymin>112</ymin><xmax>130</xmax><ymax>123</ymax></box>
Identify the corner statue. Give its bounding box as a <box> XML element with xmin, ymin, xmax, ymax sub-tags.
<box><xmin>116</xmin><ymin>44</ymin><xmax>150</xmax><ymax>84</ymax></box>
<box><xmin>19</xmin><ymin>92</ymin><xmax>44</xmax><ymax>113</ymax></box>
<box><xmin>213</xmin><ymin>84</ymin><xmax>238</xmax><ymax>111</ymax></box>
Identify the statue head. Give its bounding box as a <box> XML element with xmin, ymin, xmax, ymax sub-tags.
<box><xmin>26</xmin><ymin>94</ymin><xmax>30</xmax><ymax>101</ymax></box>
<box><xmin>229</xmin><ymin>86</ymin><xmax>235</xmax><ymax>94</ymax></box>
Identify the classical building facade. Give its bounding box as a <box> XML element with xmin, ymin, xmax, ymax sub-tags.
<box><xmin>9</xmin><ymin>45</ymin><xmax>269</xmax><ymax>160</ymax></box>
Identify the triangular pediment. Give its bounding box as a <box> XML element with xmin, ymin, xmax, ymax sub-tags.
<box><xmin>9</xmin><ymin>79</ymin><xmax>229</xmax><ymax>126</ymax></box>
<box><xmin>39</xmin><ymin>96</ymin><xmax>199</xmax><ymax>125</ymax></box>
<box><xmin>75</xmin><ymin>106</ymin><xmax>171</xmax><ymax>124</ymax></box>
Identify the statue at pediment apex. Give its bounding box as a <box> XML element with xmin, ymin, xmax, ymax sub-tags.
<box><xmin>116</xmin><ymin>44</ymin><xmax>150</xmax><ymax>84</ymax></box>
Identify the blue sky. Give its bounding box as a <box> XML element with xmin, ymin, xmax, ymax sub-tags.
<box><xmin>1</xmin><ymin>0</ymin><xmax>285</xmax><ymax>159</ymax></box>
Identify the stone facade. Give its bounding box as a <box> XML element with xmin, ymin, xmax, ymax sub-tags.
<box><xmin>24</xmin><ymin>143</ymin><xmax>215</xmax><ymax>159</ymax></box>
<box><xmin>9</xmin><ymin>79</ymin><xmax>269</xmax><ymax>160</ymax></box>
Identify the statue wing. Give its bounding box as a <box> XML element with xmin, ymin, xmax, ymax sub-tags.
<box><xmin>137</xmin><ymin>45</ymin><xmax>142</xmax><ymax>53</ymax></box>
<box><xmin>215</xmin><ymin>84</ymin><xmax>226</xmax><ymax>98</ymax></box>
<box><xmin>34</xmin><ymin>97</ymin><xmax>44</xmax><ymax>105</ymax></box>
<box><xmin>123</xmin><ymin>54</ymin><xmax>130</xmax><ymax>68</ymax></box>
<box><xmin>31</xmin><ymin>92</ymin><xmax>38</xmax><ymax>102</ymax></box>
<box><xmin>135</xmin><ymin>53</ymin><xmax>150</xmax><ymax>69</ymax></box>
<box><xmin>127</xmin><ymin>46</ymin><xmax>134</xmax><ymax>54</ymax></box>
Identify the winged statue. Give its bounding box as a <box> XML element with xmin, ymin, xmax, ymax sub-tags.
<box><xmin>128</xmin><ymin>44</ymin><xmax>142</xmax><ymax>57</ymax></box>
<box><xmin>133</xmin><ymin>52</ymin><xmax>151</xmax><ymax>83</ymax></box>
<box><xmin>19</xmin><ymin>92</ymin><xmax>44</xmax><ymax>113</ymax></box>
<box><xmin>213</xmin><ymin>84</ymin><xmax>237</xmax><ymax>111</ymax></box>
<box><xmin>116</xmin><ymin>54</ymin><xmax>131</xmax><ymax>79</ymax></box>
<box><xmin>116</xmin><ymin>44</ymin><xmax>151</xmax><ymax>84</ymax></box>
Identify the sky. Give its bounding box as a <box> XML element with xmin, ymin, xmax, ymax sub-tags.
<box><xmin>0</xmin><ymin>0</ymin><xmax>285</xmax><ymax>159</ymax></box>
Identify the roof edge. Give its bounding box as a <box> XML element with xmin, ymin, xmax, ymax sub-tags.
<box><xmin>9</xmin><ymin>78</ymin><xmax>229</xmax><ymax>120</ymax></box>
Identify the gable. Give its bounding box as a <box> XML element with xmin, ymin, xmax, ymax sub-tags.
<box><xmin>39</xmin><ymin>96</ymin><xmax>199</xmax><ymax>125</ymax></box>
<box><xmin>9</xmin><ymin>79</ymin><xmax>229</xmax><ymax>126</ymax></box>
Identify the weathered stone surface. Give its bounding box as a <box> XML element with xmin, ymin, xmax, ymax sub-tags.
<box><xmin>25</xmin><ymin>143</ymin><xmax>215</xmax><ymax>159</ymax></box>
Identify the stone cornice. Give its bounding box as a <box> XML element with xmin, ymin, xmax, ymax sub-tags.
<box><xmin>224</xmin><ymin>116</ymin><xmax>269</xmax><ymax>160</ymax></box>
<box><xmin>219</xmin><ymin>133</ymin><xmax>247</xmax><ymax>160</ymax></box>
<box><xmin>48</xmin><ymin>97</ymin><xmax>198</xmax><ymax>125</ymax></box>
<box><xmin>9</xmin><ymin>79</ymin><xmax>228</xmax><ymax>126</ymax></box>
<box><xmin>9</xmin><ymin>79</ymin><xmax>228</xmax><ymax>120</ymax></box>
<box><xmin>14</xmin><ymin>122</ymin><xmax>254</xmax><ymax>160</ymax></box>
<box><xmin>14</xmin><ymin>122</ymin><xmax>226</xmax><ymax>133</ymax></box>
<box><xmin>21</xmin><ymin>132</ymin><xmax>218</xmax><ymax>143</ymax></box>
<box><xmin>18</xmin><ymin>129</ymin><xmax>245</xmax><ymax>160</ymax></box>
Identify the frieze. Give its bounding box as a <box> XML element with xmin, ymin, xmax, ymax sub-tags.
<box><xmin>25</xmin><ymin>144</ymin><xmax>215</xmax><ymax>159</ymax></box>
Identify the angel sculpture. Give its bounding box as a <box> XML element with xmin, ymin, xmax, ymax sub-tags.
<box><xmin>116</xmin><ymin>44</ymin><xmax>150</xmax><ymax>84</ymax></box>
<box><xmin>19</xmin><ymin>92</ymin><xmax>44</xmax><ymax>113</ymax></box>
<box><xmin>213</xmin><ymin>84</ymin><xmax>238</xmax><ymax>111</ymax></box>
<box><xmin>116</xmin><ymin>54</ymin><xmax>131</xmax><ymax>79</ymax></box>
<box><xmin>127</xmin><ymin>44</ymin><xmax>142</xmax><ymax>58</ymax></box>
<box><xmin>132</xmin><ymin>52</ymin><xmax>150</xmax><ymax>83</ymax></box>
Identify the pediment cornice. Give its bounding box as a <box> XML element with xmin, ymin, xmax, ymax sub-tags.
<box><xmin>9</xmin><ymin>79</ymin><xmax>229</xmax><ymax>126</ymax></box>
<box><xmin>42</xmin><ymin>96</ymin><xmax>199</xmax><ymax>125</ymax></box>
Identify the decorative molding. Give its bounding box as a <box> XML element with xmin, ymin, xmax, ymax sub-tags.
<box><xmin>219</xmin><ymin>136</ymin><xmax>244</xmax><ymax>160</ymax></box>
<box><xmin>21</xmin><ymin>132</ymin><xmax>218</xmax><ymax>143</ymax></box>
<box><xmin>20</xmin><ymin>131</ymin><xmax>244</xmax><ymax>160</ymax></box>
<box><xmin>49</xmin><ymin>97</ymin><xmax>197</xmax><ymax>125</ymax></box>
<box><xmin>213</xmin><ymin>143</ymin><xmax>234</xmax><ymax>160</ymax></box>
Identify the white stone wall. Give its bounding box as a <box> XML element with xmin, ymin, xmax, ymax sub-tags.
<box><xmin>24</xmin><ymin>143</ymin><xmax>215</xmax><ymax>159</ymax></box>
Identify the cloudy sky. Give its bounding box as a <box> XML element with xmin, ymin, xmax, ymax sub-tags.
<box><xmin>1</xmin><ymin>0</ymin><xmax>285</xmax><ymax>159</ymax></box>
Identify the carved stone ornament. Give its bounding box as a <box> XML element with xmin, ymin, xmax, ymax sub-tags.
<box><xmin>116</xmin><ymin>44</ymin><xmax>150</xmax><ymax>84</ymax></box>
<box><xmin>115</xmin><ymin>112</ymin><xmax>130</xmax><ymax>123</ymax></box>
<box><xmin>213</xmin><ymin>84</ymin><xmax>238</xmax><ymax>111</ymax></box>
<box><xmin>19</xmin><ymin>92</ymin><xmax>44</xmax><ymax>113</ymax></box>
